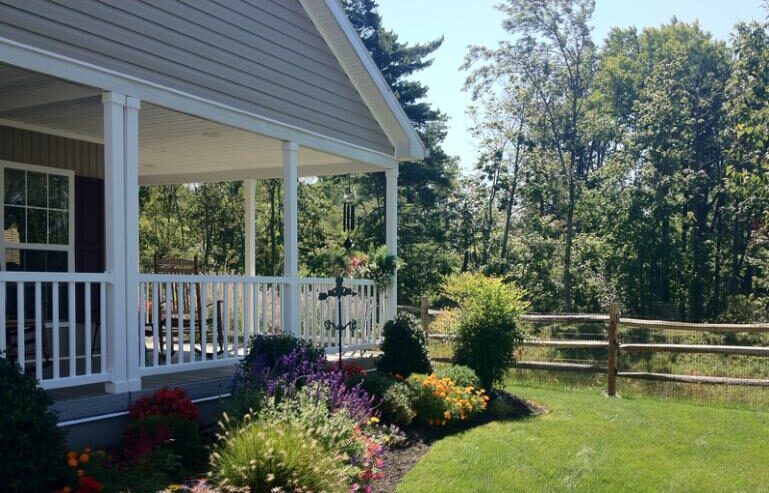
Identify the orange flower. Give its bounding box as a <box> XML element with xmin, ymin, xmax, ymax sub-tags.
<box><xmin>77</xmin><ymin>469</ymin><xmax>85</xmax><ymax>477</ymax></box>
<box><xmin>67</xmin><ymin>451</ymin><xmax>78</xmax><ymax>460</ymax></box>
<box><xmin>67</xmin><ymin>458</ymin><xmax>78</xmax><ymax>467</ymax></box>
<box><xmin>79</xmin><ymin>453</ymin><xmax>90</xmax><ymax>463</ymax></box>
<box><xmin>62</xmin><ymin>487</ymin><xmax>72</xmax><ymax>493</ymax></box>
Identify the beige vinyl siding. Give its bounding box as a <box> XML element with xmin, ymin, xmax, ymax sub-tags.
<box><xmin>0</xmin><ymin>125</ymin><xmax>103</xmax><ymax>178</ymax></box>
<box><xmin>0</xmin><ymin>0</ymin><xmax>393</xmax><ymax>155</ymax></box>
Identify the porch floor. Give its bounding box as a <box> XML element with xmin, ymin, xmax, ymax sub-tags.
<box><xmin>49</xmin><ymin>353</ymin><xmax>378</xmax><ymax>424</ymax></box>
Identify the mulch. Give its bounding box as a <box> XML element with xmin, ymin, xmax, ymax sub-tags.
<box><xmin>373</xmin><ymin>390</ymin><xmax>547</xmax><ymax>493</ymax></box>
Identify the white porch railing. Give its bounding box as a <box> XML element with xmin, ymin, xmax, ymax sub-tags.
<box><xmin>138</xmin><ymin>274</ymin><xmax>286</xmax><ymax>375</ymax></box>
<box><xmin>299</xmin><ymin>278</ymin><xmax>385</xmax><ymax>352</ymax></box>
<box><xmin>2</xmin><ymin>274</ymin><xmax>385</xmax><ymax>390</ymax></box>
<box><xmin>0</xmin><ymin>272</ymin><xmax>112</xmax><ymax>389</ymax></box>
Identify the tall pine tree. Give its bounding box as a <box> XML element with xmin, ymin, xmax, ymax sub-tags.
<box><xmin>343</xmin><ymin>0</ymin><xmax>458</xmax><ymax>302</ymax></box>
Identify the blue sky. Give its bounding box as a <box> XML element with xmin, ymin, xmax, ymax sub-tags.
<box><xmin>375</xmin><ymin>0</ymin><xmax>766</xmax><ymax>170</ymax></box>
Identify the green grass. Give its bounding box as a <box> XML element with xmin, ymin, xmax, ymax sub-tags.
<box><xmin>397</xmin><ymin>381</ymin><xmax>769</xmax><ymax>493</ymax></box>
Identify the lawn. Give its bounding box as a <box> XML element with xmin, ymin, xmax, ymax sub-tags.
<box><xmin>397</xmin><ymin>381</ymin><xmax>769</xmax><ymax>493</ymax></box>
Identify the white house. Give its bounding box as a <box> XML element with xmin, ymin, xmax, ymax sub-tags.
<box><xmin>0</xmin><ymin>0</ymin><xmax>424</xmax><ymax>406</ymax></box>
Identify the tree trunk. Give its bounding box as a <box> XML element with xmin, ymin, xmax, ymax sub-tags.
<box><xmin>563</xmin><ymin>178</ymin><xmax>575</xmax><ymax>312</ymax></box>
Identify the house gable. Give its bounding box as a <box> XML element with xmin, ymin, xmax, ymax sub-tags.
<box><xmin>0</xmin><ymin>0</ymin><xmax>394</xmax><ymax>155</ymax></box>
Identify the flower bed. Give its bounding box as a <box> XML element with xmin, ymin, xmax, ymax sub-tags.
<box><xmin>43</xmin><ymin>334</ymin><xmax>534</xmax><ymax>493</ymax></box>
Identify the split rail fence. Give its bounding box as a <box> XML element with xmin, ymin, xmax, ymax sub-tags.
<box><xmin>417</xmin><ymin>300</ymin><xmax>769</xmax><ymax>397</ymax></box>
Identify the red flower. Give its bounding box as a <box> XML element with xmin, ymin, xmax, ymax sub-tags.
<box><xmin>129</xmin><ymin>387</ymin><xmax>198</xmax><ymax>421</ymax></box>
<box><xmin>77</xmin><ymin>476</ymin><xmax>103</xmax><ymax>493</ymax></box>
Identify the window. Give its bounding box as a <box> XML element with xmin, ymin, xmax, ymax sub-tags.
<box><xmin>1</xmin><ymin>161</ymin><xmax>74</xmax><ymax>272</ymax></box>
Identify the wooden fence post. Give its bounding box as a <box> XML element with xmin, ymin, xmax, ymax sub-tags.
<box><xmin>607</xmin><ymin>303</ymin><xmax>620</xmax><ymax>396</ymax></box>
<box><xmin>421</xmin><ymin>296</ymin><xmax>430</xmax><ymax>330</ymax></box>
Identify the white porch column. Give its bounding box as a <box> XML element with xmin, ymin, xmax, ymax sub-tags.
<box><xmin>103</xmin><ymin>92</ymin><xmax>139</xmax><ymax>393</ymax></box>
<box><xmin>244</xmin><ymin>178</ymin><xmax>256</xmax><ymax>333</ymax></box>
<box><xmin>123</xmin><ymin>96</ymin><xmax>141</xmax><ymax>390</ymax></box>
<box><xmin>245</xmin><ymin>179</ymin><xmax>257</xmax><ymax>277</ymax></box>
<box><xmin>281</xmin><ymin>141</ymin><xmax>300</xmax><ymax>334</ymax></box>
<box><xmin>385</xmin><ymin>166</ymin><xmax>398</xmax><ymax>321</ymax></box>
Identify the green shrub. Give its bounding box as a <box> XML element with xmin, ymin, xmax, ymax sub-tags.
<box><xmin>240</xmin><ymin>334</ymin><xmax>325</xmax><ymax>372</ymax></box>
<box><xmin>377</xmin><ymin>313</ymin><xmax>432</xmax><ymax>377</ymax></box>
<box><xmin>379</xmin><ymin>381</ymin><xmax>416</xmax><ymax>427</ymax></box>
<box><xmin>434</xmin><ymin>365</ymin><xmax>481</xmax><ymax>389</ymax></box>
<box><xmin>444</xmin><ymin>273</ymin><xmax>527</xmax><ymax>390</ymax></box>
<box><xmin>231</xmin><ymin>334</ymin><xmax>326</xmax><ymax>418</ymax></box>
<box><xmin>261</xmin><ymin>384</ymin><xmax>365</xmax><ymax>461</ymax></box>
<box><xmin>346</xmin><ymin>371</ymin><xmax>415</xmax><ymax>427</ymax></box>
<box><xmin>210</xmin><ymin>417</ymin><xmax>349</xmax><ymax>493</ymax></box>
<box><xmin>0</xmin><ymin>355</ymin><xmax>66</xmax><ymax>493</ymax></box>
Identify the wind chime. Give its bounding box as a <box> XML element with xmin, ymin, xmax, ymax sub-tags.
<box><xmin>342</xmin><ymin>177</ymin><xmax>356</xmax><ymax>251</ymax></box>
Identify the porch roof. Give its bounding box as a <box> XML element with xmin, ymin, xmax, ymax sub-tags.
<box><xmin>0</xmin><ymin>64</ymin><xmax>391</xmax><ymax>185</ymax></box>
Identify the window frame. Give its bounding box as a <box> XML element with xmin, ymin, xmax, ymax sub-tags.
<box><xmin>0</xmin><ymin>160</ymin><xmax>75</xmax><ymax>272</ymax></box>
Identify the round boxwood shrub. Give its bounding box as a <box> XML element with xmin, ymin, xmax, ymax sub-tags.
<box><xmin>377</xmin><ymin>313</ymin><xmax>432</xmax><ymax>377</ymax></box>
<box><xmin>346</xmin><ymin>371</ymin><xmax>416</xmax><ymax>427</ymax></box>
<box><xmin>0</xmin><ymin>355</ymin><xmax>67</xmax><ymax>493</ymax></box>
<box><xmin>434</xmin><ymin>365</ymin><xmax>481</xmax><ymax>389</ymax></box>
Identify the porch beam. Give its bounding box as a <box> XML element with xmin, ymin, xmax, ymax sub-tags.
<box><xmin>282</xmin><ymin>141</ymin><xmax>300</xmax><ymax>335</ymax></box>
<box><xmin>385</xmin><ymin>166</ymin><xmax>398</xmax><ymax>320</ymax></box>
<box><xmin>0</xmin><ymin>82</ymin><xmax>98</xmax><ymax>112</ymax></box>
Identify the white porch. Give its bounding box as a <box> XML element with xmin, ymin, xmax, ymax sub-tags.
<box><xmin>0</xmin><ymin>62</ymin><xmax>400</xmax><ymax>393</ymax></box>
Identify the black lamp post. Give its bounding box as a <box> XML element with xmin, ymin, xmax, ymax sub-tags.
<box><xmin>318</xmin><ymin>276</ymin><xmax>358</xmax><ymax>367</ymax></box>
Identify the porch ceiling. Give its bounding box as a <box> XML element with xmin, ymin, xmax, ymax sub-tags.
<box><xmin>0</xmin><ymin>64</ymin><xmax>383</xmax><ymax>184</ymax></box>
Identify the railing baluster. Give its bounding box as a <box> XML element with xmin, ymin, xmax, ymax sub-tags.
<box><xmin>165</xmin><ymin>282</ymin><xmax>172</xmax><ymax>366</ymax></box>
<box><xmin>200</xmin><ymin>282</ymin><xmax>208</xmax><ymax>362</ymax></box>
<box><xmin>35</xmin><ymin>282</ymin><xmax>42</xmax><ymax>380</ymax></box>
<box><xmin>223</xmin><ymin>282</ymin><xmax>231</xmax><ymax>358</ymax></box>
<box><xmin>16</xmin><ymin>281</ymin><xmax>25</xmax><ymax>372</ymax></box>
<box><xmin>138</xmin><ymin>282</ymin><xmax>146</xmax><ymax>369</ymax></box>
<box><xmin>251</xmin><ymin>282</ymin><xmax>261</xmax><ymax>336</ymax></box>
<box><xmin>233</xmin><ymin>281</ymin><xmax>240</xmax><ymax>357</ymax></box>
<box><xmin>270</xmin><ymin>284</ymin><xmax>276</xmax><ymax>334</ymax></box>
<box><xmin>85</xmin><ymin>282</ymin><xmax>92</xmax><ymax>375</ymax></box>
<box><xmin>68</xmin><ymin>281</ymin><xmax>76</xmax><ymax>377</ymax></box>
<box><xmin>177</xmin><ymin>281</ymin><xmax>185</xmax><ymax>364</ymax></box>
<box><xmin>212</xmin><ymin>282</ymin><xmax>219</xmax><ymax>361</ymax></box>
<box><xmin>52</xmin><ymin>282</ymin><xmax>59</xmax><ymax>379</ymax></box>
<box><xmin>151</xmin><ymin>282</ymin><xmax>159</xmax><ymax>367</ymax></box>
<box><xmin>190</xmin><ymin>281</ymin><xmax>197</xmax><ymax>363</ymax></box>
<box><xmin>100</xmin><ymin>282</ymin><xmax>107</xmax><ymax>374</ymax></box>
<box><xmin>262</xmin><ymin>283</ymin><xmax>268</xmax><ymax>335</ymax></box>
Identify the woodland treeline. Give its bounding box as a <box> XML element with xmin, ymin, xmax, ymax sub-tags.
<box><xmin>139</xmin><ymin>0</ymin><xmax>769</xmax><ymax>322</ymax></box>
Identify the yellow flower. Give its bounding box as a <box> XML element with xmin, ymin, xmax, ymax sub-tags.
<box><xmin>368</xmin><ymin>416</ymin><xmax>380</xmax><ymax>424</ymax></box>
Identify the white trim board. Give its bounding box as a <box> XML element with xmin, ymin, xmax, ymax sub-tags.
<box><xmin>301</xmin><ymin>0</ymin><xmax>426</xmax><ymax>161</ymax></box>
<box><xmin>0</xmin><ymin>36</ymin><xmax>398</xmax><ymax>170</ymax></box>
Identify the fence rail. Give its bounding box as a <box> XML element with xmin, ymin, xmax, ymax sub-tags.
<box><xmin>418</xmin><ymin>298</ymin><xmax>769</xmax><ymax>397</ymax></box>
